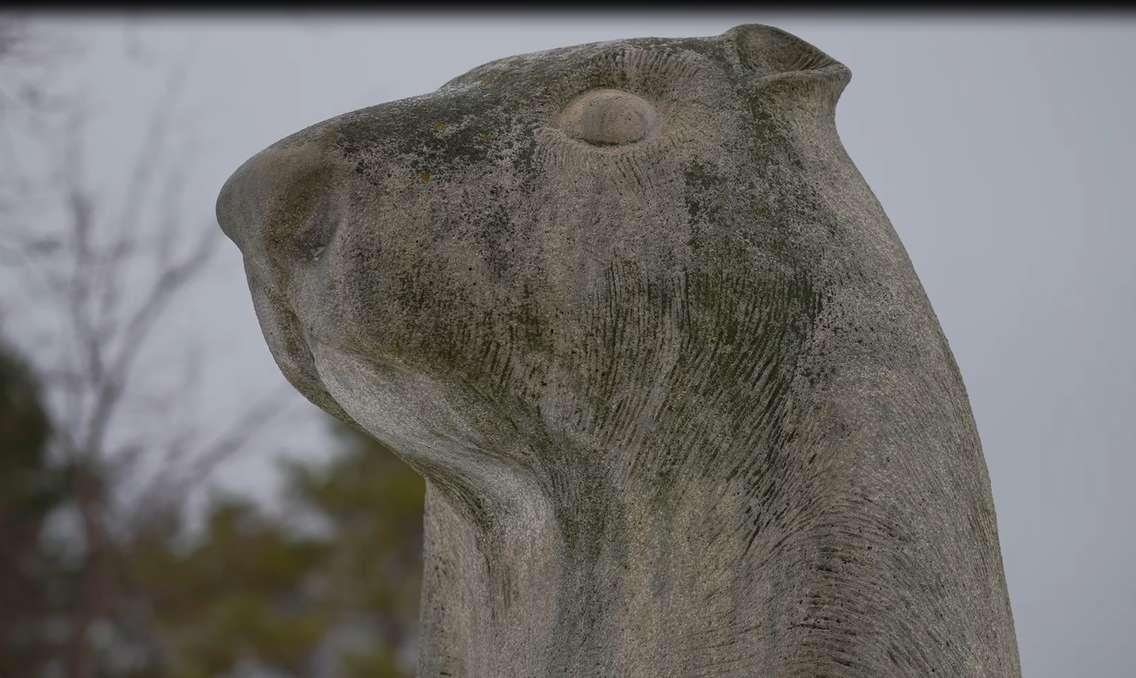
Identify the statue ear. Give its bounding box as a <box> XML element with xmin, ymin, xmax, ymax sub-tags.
<box><xmin>723</xmin><ymin>24</ymin><xmax>851</xmax><ymax>108</ymax></box>
<box><xmin>724</xmin><ymin>24</ymin><xmax>843</xmax><ymax>76</ymax></box>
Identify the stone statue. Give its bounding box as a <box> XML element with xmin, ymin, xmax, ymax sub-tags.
<box><xmin>216</xmin><ymin>24</ymin><xmax>1020</xmax><ymax>677</ymax></box>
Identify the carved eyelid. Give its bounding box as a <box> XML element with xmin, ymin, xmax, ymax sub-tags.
<box><xmin>555</xmin><ymin>88</ymin><xmax>659</xmax><ymax>147</ymax></box>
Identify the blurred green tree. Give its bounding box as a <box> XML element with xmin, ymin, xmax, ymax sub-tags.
<box><xmin>0</xmin><ymin>342</ymin><xmax>69</xmax><ymax>675</ymax></box>
<box><xmin>130</xmin><ymin>418</ymin><xmax>425</xmax><ymax>678</ymax></box>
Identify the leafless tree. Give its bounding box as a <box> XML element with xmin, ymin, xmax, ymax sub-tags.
<box><xmin>0</xmin><ymin>20</ymin><xmax>291</xmax><ymax>677</ymax></box>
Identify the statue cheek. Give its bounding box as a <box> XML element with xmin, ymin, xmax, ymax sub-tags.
<box><xmin>323</xmin><ymin>242</ymin><xmax>389</xmax><ymax>351</ymax></box>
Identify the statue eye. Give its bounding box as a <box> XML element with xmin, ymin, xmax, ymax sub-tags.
<box><xmin>556</xmin><ymin>89</ymin><xmax>658</xmax><ymax>146</ymax></box>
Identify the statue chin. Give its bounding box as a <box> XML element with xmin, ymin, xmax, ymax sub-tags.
<box><xmin>311</xmin><ymin>342</ymin><xmax>505</xmax><ymax>467</ymax></box>
<box><xmin>311</xmin><ymin>342</ymin><xmax>442</xmax><ymax>453</ymax></box>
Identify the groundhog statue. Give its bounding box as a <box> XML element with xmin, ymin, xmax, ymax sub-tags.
<box><xmin>216</xmin><ymin>23</ymin><xmax>1020</xmax><ymax>677</ymax></box>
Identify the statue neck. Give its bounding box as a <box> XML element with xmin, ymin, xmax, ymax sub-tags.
<box><xmin>311</xmin><ymin>339</ymin><xmax>794</xmax><ymax>673</ymax></box>
<box><xmin>415</xmin><ymin>456</ymin><xmax>773</xmax><ymax>676</ymax></box>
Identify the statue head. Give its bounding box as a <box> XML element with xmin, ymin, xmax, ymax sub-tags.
<box><xmin>216</xmin><ymin>24</ymin><xmax>866</xmax><ymax>495</ymax></box>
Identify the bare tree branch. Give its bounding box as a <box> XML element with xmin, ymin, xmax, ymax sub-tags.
<box><xmin>0</xmin><ymin>29</ymin><xmax>291</xmax><ymax>677</ymax></box>
<box><xmin>80</xmin><ymin>221</ymin><xmax>221</xmax><ymax>462</ymax></box>
<box><xmin>130</xmin><ymin>383</ymin><xmax>294</xmax><ymax>526</ymax></box>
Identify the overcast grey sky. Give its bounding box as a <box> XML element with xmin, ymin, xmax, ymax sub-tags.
<box><xmin>8</xmin><ymin>12</ymin><xmax>1135</xmax><ymax>677</ymax></box>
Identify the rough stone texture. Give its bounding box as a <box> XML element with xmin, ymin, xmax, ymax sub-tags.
<box><xmin>216</xmin><ymin>24</ymin><xmax>1020</xmax><ymax>677</ymax></box>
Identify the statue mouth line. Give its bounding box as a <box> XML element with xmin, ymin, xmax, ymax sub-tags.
<box><xmin>252</xmin><ymin>281</ymin><xmax>355</xmax><ymax>424</ymax></box>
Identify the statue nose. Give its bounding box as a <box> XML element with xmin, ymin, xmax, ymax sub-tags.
<box><xmin>215</xmin><ymin>140</ymin><xmax>338</xmax><ymax>261</ymax></box>
<box><xmin>215</xmin><ymin>152</ymin><xmax>264</xmax><ymax>252</ymax></box>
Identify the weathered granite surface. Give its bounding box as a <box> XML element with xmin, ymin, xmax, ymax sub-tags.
<box><xmin>216</xmin><ymin>24</ymin><xmax>1020</xmax><ymax>677</ymax></box>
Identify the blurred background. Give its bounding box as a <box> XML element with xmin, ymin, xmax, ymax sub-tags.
<box><xmin>0</xmin><ymin>11</ymin><xmax>1133</xmax><ymax>678</ymax></box>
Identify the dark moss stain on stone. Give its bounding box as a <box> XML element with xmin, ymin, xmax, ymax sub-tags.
<box><xmin>334</xmin><ymin>90</ymin><xmax>514</xmax><ymax>182</ymax></box>
<box><xmin>682</xmin><ymin>160</ymin><xmax>730</xmax><ymax>250</ymax></box>
<box><xmin>477</xmin><ymin>185</ymin><xmax>516</xmax><ymax>283</ymax></box>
